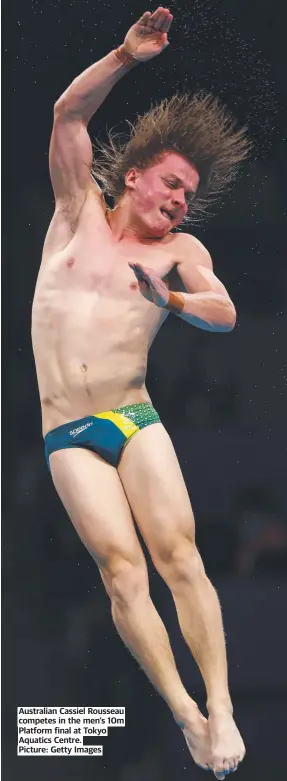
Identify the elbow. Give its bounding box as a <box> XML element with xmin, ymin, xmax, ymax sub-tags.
<box><xmin>54</xmin><ymin>94</ymin><xmax>75</xmax><ymax>113</ymax></box>
<box><xmin>228</xmin><ymin>302</ymin><xmax>237</xmax><ymax>330</ymax></box>
<box><xmin>213</xmin><ymin>301</ymin><xmax>237</xmax><ymax>332</ymax></box>
<box><xmin>54</xmin><ymin>86</ymin><xmax>79</xmax><ymax>117</ymax></box>
<box><xmin>53</xmin><ymin>94</ymin><xmax>89</xmax><ymax>124</ymax></box>
<box><xmin>222</xmin><ymin>302</ymin><xmax>237</xmax><ymax>331</ymax></box>
<box><xmin>53</xmin><ymin>97</ymin><xmax>68</xmax><ymax>117</ymax></box>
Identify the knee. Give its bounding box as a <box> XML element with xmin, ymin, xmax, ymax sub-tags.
<box><xmin>154</xmin><ymin>537</ymin><xmax>205</xmax><ymax>587</ymax></box>
<box><xmin>107</xmin><ymin>558</ymin><xmax>149</xmax><ymax>610</ymax></box>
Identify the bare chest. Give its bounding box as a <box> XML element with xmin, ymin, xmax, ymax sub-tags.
<box><xmin>34</xmin><ymin>200</ymin><xmax>177</xmax><ymax>313</ymax></box>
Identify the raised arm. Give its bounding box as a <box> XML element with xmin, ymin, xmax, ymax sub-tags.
<box><xmin>49</xmin><ymin>7</ymin><xmax>173</xmax><ymax>212</ymax></box>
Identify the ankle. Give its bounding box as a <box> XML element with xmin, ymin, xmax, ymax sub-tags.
<box><xmin>207</xmin><ymin>698</ymin><xmax>233</xmax><ymax>717</ymax></box>
<box><xmin>173</xmin><ymin>697</ymin><xmax>200</xmax><ymax>729</ymax></box>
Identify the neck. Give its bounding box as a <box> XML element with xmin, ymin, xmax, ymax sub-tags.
<box><xmin>107</xmin><ymin>206</ymin><xmax>162</xmax><ymax>244</ymax></box>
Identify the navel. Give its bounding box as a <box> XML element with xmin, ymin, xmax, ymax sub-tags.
<box><xmin>81</xmin><ymin>363</ymin><xmax>91</xmax><ymax>396</ymax></box>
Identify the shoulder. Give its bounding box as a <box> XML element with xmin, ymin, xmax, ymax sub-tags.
<box><xmin>173</xmin><ymin>231</ymin><xmax>213</xmax><ymax>268</ymax></box>
<box><xmin>167</xmin><ymin>232</ymin><xmax>213</xmax><ymax>292</ymax></box>
<box><xmin>167</xmin><ymin>233</ymin><xmax>211</xmax><ymax>292</ymax></box>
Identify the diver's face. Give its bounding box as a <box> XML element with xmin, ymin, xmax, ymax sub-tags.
<box><xmin>125</xmin><ymin>152</ymin><xmax>199</xmax><ymax>237</ymax></box>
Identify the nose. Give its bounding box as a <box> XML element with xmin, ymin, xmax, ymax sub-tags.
<box><xmin>172</xmin><ymin>191</ymin><xmax>187</xmax><ymax>210</ymax></box>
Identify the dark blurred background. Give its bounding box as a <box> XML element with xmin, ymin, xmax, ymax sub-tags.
<box><xmin>2</xmin><ymin>0</ymin><xmax>287</xmax><ymax>779</ymax></box>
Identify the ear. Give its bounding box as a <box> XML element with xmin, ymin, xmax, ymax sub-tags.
<box><xmin>125</xmin><ymin>168</ymin><xmax>139</xmax><ymax>190</ymax></box>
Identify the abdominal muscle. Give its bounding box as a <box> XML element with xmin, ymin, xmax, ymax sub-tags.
<box><xmin>32</xmin><ymin>254</ymin><xmax>168</xmax><ymax>436</ymax></box>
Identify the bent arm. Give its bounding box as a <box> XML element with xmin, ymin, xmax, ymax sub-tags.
<box><xmin>166</xmin><ymin>235</ymin><xmax>236</xmax><ymax>332</ymax></box>
<box><xmin>167</xmin><ymin>290</ymin><xmax>236</xmax><ymax>332</ymax></box>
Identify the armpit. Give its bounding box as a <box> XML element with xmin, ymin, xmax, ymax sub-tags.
<box><xmin>165</xmin><ymin>262</ymin><xmax>187</xmax><ymax>293</ymax></box>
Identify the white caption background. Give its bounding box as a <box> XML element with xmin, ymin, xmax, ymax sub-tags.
<box><xmin>17</xmin><ymin>706</ymin><xmax>125</xmax><ymax>756</ymax></box>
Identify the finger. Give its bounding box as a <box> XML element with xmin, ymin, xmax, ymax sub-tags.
<box><xmin>129</xmin><ymin>265</ymin><xmax>142</xmax><ymax>280</ymax></box>
<box><xmin>132</xmin><ymin>263</ymin><xmax>155</xmax><ymax>286</ymax></box>
<box><xmin>135</xmin><ymin>263</ymin><xmax>153</xmax><ymax>275</ymax></box>
<box><xmin>148</xmin><ymin>7</ymin><xmax>166</xmax><ymax>24</ymax></box>
<box><xmin>134</xmin><ymin>267</ymin><xmax>150</xmax><ymax>284</ymax></box>
<box><xmin>137</xmin><ymin>11</ymin><xmax>152</xmax><ymax>26</ymax></box>
<box><xmin>142</xmin><ymin>269</ymin><xmax>155</xmax><ymax>283</ymax></box>
<box><xmin>150</xmin><ymin>5</ymin><xmax>166</xmax><ymax>18</ymax></box>
<box><xmin>150</xmin><ymin>10</ymin><xmax>170</xmax><ymax>31</ymax></box>
<box><xmin>161</xmin><ymin>32</ymin><xmax>170</xmax><ymax>49</ymax></box>
<box><xmin>130</xmin><ymin>262</ymin><xmax>149</xmax><ymax>279</ymax></box>
<box><xmin>141</xmin><ymin>272</ymin><xmax>152</xmax><ymax>285</ymax></box>
<box><xmin>133</xmin><ymin>268</ymin><xmax>145</xmax><ymax>281</ymax></box>
<box><xmin>129</xmin><ymin>262</ymin><xmax>142</xmax><ymax>272</ymax></box>
<box><xmin>162</xmin><ymin>13</ymin><xmax>173</xmax><ymax>33</ymax></box>
<box><xmin>156</xmin><ymin>9</ymin><xmax>173</xmax><ymax>32</ymax></box>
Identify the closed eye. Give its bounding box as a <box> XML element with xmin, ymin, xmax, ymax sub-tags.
<box><xmin>164</xmin><ymin>179</ymin><xmax>195</xmax><ymax>203</ymax></box>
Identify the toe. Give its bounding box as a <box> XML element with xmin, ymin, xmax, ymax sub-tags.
<box><xmin>230</xmin><ymin>753</ymin><xmax>243</xmax><ymax>772</ymax></box>
<box><xmin>225</xmin><ymin>759</ymin><xmax>237</xmax><ymax>775</ymax></box>
<box><xmin>213</xmin><ymin>758</ymin><xmax>226</xmax><ymax>779</ymax></box>
<box><xmin>214</xmin><ymin>768</ymin><xmax>233</xmax><ymax>779</ymax></box>
<box><xmin>225</xmin><ymin>759</ymin><xmax>233</xmax><ymax>774</ymax></box>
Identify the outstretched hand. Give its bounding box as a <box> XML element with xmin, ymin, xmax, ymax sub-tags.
<box><xmin>123</xmin><ymin>7</ymin><xmax>173</xmax><ymax>62</ymax></box>
<box><xmin>129</xmin><ymin>262</ymin><xmax>169</xmax><ymax>307</ymax></box>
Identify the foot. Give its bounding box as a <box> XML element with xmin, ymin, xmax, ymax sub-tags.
<box><xmin>208</xmin><ymin>710</ymin><xmax>246</xmax><ymax>778</ymax></box>
<box><xmin>178</xmin><ymin>708</ymin><xmax>213</xmax><ymax>770</ymax></box>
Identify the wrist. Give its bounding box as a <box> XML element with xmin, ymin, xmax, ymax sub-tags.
<box><xmin>113</xmin><ymin>45</ymin><xmax>139</xmax><ymax>69</ymax></box>
<box><xmin>165</xmin><ymin>290</ymin><xmax>185</xmax><ymax>314</ymax></box>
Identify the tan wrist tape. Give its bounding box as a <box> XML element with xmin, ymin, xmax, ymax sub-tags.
<box><xmin>114</xmin><ymin>46</ymin><xmax>138</xmax><ymax>68</ymax></box>
<box><xmin>165</xmin><ymin>291</ymin><xmax>185</xmax><ymax>314</ymax></box>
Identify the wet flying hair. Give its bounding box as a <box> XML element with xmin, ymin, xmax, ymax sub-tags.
<box><xmin>91</xmin><ymin>91</ymin><xmax>252</xmax><ymax>225</ymax></box>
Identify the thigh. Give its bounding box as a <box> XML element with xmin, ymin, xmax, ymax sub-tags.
<box><xmin>49</xmin><ymin>447</ymin><xmax>146</xmax><ymax>578</ymax></box>
<box><xmin>118</xmin><ymin>424</ymin><xmax>196</xmax><ymax>562</ymax></box>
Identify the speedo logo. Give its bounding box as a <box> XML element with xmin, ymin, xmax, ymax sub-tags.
<box><xmin>69</xmin><ymin>422</ymin><xmax>93</xmax><ymax>438</ymax></box>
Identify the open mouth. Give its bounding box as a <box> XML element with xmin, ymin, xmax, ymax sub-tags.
<box><xmin>160</xmin><ymin>208</ymin><xmax>173</xmax><ymax>222</ymax></box>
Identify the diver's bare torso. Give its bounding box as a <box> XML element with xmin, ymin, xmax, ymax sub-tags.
<box><xmin>32</xmin><ymin>183</ymin><xmax>184</xmax><ymax>435</ymax></box>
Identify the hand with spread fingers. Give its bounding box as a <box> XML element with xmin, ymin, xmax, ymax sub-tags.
<box><xmin>123</xmin><ymin>7</ymin><xmax>173</xmax><ymax>62</ymax></box>
<box><xmin>129</xmin><ymin>262</ymin><xmax>169</xmax><ymax>307</ymax></box>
